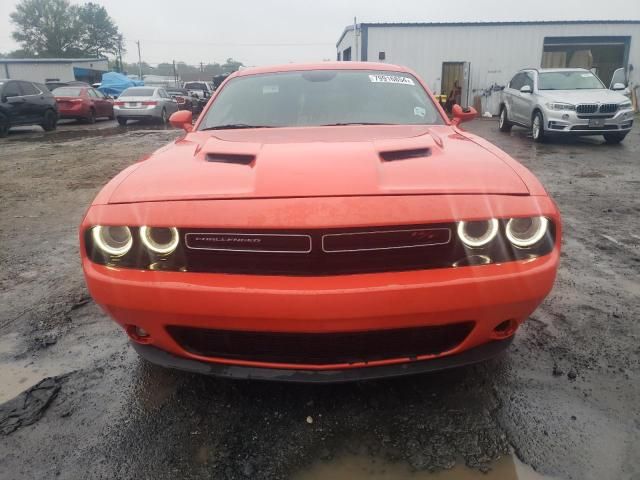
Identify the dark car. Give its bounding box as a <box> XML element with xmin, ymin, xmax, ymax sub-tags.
<box><xmin>166</xmin><ymin>87</ymin><xmax>200</xmax><ymax>112</ymax></box>
<box><xmin>0</xmin><ymin>79</ymin><xmax>58</xmax><ymax>137</ymax></box>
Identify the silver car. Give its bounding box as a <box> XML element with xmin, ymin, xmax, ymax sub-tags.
<box><xmin>499</xmin><ymin>68</ymin><xmax>634</xmax><ymax>144</ymax></box>
<box><xmin>114</xmin><ymin>86</ymin><xmax>179</xmax><ymax>126</ymax></box>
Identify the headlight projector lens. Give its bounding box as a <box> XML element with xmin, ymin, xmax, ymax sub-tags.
<box><xmin>140</xmin><ymin>226</ymin><xmax>179</xmax><ymax>255</ymax></box>
<box><xmin>506</xmin><ymin>217</ymin><xmax>549</xmax><ymax>248</ymax></box>
<box><xmin>457</xmin><ymin>219</ymin><xmax>499</xmax><ymax>248</ymax></box>
<box><xmin>92</xmin><ymin>226</ymin><xmax>133</xmax><ymax>256</ymax></box>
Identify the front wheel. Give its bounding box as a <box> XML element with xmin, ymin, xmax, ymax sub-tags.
<box><xmin>0</xmin><ymin>114</ymin><xmax>9</xmax><ymax>138</ymax></box>
<box><xmin>532</xmin><ymin>111</ymin><xmax>545</xmax><ymax>143</ymax></box>
<box><xmin>603</xmin><ymin>132</ymin><xmax>627</xmax><ymax>144</ymax></box>
<box><xmin>41</xmin><ymin>110</ymin><xmax>57</xmax><ymax>131</ymax></box>
<box><xmin>159</xmin><ymin>109</ymin><xmax>167</xmax><ymax>124</ymax></box>
<box><xmin>117</xmin><ymin>117</ymin><xmax>128</xmax><ymax>126</ymax></box>
<box><xmin>86</xmin><ymin>109</ymin><xmax>96</xmax><ymax>124</ymax></box>
<box><xmin>498</xmin><ymin>107</ymin><xmax>512</xmax><ymax>132</ymax></box>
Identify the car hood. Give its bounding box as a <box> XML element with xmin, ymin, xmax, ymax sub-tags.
<box><xmin>538</xmin><ymin>89</ymin><xmax>628</xmax><ymax>104</ymax></box>
<box><xmin>107</xmin><ymin>125</ymin><xmax>529</xmax><ymax>203</ymax></box>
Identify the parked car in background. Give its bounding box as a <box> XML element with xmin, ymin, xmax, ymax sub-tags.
<box><xmin>81</xmin><ymin>62</ymin><xmax>561</xmax><ymax>382</ymax></box>
<box><xmin>183</xmin><ymin>81</ymin><xmax>213</xmax><ymax>109</ymax></box>
<box><xmin>0</xmin><ymin>79</ymin><xmax>58</xmax><ymax>137</ymax></box>
<box><xmin>166</xmin><ymin>87</ymin><xmax>200</xmax><ymax>112</ymax></box>
<box><xmin>499</xmin><ymin>68</ymin><xmax>634</xmax><ymax>144</ymax></box>
<box><xmin>53</xmin><ymin>86</ymin><xmax>114</xmax><ymax>123</ymax></box>
<box><xmin>113</xmin><ymin>86</ymin><xmax>179</xmax><ymax>126</ymax></box>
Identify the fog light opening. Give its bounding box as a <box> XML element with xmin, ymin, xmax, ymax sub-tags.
<box><xmin>125</xmin><ymin>325</ymin><xmax>152</xmax><ymax>344</ymax></box>
<box><xmin>492</xmin><ymin>319</ymin><xmax>518</xmax><ymax>339</ymax></box>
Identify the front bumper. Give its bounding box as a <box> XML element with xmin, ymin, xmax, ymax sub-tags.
<box><xmin>543</xmin><ymin>107</ymin><xmax>634</xmax><ymax>135</ymax></box>
<box><xmin>132</xmin><ymin>336</ymin><xmax>513</xmax><ymax>382</ymax></box>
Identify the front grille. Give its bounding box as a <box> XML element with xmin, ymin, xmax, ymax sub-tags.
<box><xmin>599</xmin><ymin>103</ymin><xmax>618</xmax><ymax>114</ymax></box>
<box><xmin>179</xmin><ymin>223</ymin><xmax>555</xmax><ymax>276</ymax></box>
<box><xmin>167</xmin><ymin>323</ymin><xmax>475</xmax><ymax>365</ymax></box>
<box><xmin>576</xmin><ymin>104</ymin><xmax>598</xmax><ymax>115</ymax></box>
<box><xmin>570</xmin><ymin>125</ymin><xmax>619</xmax><ymax>131</ymax></box>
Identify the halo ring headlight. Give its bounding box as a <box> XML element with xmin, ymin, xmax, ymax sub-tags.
<box><xmin>92</xmin><ymin>226</ymin><xmax>133</xmax><ymax>257</ymax></box>
<box><xmin>457</xmin><ymin>219</ymin><xmax>499</xmax><ymax>248</ymax></box>
<box><xmin>506</xmin><ymin>216</ymin><xmax>549</xmax><ymax>248</ymax></box>
<box><xmin>140</xmin><ymin>226</ymin><xmax>179</xmax><ymax>255</ymax></box>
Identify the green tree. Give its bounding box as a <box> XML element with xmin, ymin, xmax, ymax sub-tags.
<box><xmin>10</xmin><ymin>0</ymin><xmax>83</xmax><ymax>57</ymax></box>
<box><xmin>78</xmin><ymin>3</ymin><xmax>120</xmax><ymax>57</ymax></box>
<box><xmin>222</xmin><ymin>58</ymin><xmax>243</xmax><ymax>74</ymax></box>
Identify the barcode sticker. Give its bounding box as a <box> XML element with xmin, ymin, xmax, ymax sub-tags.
<box><xmin>369</xmin><ymin>74</ymin><xmax>415</xmax><ymax>85</ymax></box>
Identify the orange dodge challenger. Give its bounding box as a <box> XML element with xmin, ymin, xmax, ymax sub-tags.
<box><xmin>80</xmin><ymin>63</ymin><xmax>561</xmax><ymax>382</ymax></box>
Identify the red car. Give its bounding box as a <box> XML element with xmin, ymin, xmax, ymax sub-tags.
<box><xmin>53</xmin><ymin>86</ymin><xmax>114</xmax><ymax>123</ymax></box>
<box><xmin>80</xmin><ymin>63</ymin><xmax>561</xmax><ymax>382</ymax></box>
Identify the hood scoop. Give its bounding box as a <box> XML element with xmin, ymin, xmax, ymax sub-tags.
<box><xmin>206</xmin><ymin>153</ymin><xmax>256</xmax><ymax>165</ymax></box>
<box><xmin>379</xmin><ymin>148</ymin><xmax>431</xmax><ymax>162</ymax></box>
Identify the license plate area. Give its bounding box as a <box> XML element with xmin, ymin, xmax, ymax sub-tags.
<box><xmin>126</xmin><ymin>102</ymin><xmax>141</xmax><ymax>108</ymax></box>
<box><xmin>588</xmin><ymin>118</ymin><xmax>606</xmax><ymax>128</ymax></box>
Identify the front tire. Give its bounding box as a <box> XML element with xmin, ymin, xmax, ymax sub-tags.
<box><xmin>532</xmin><ymin>111</ymin><xmax>545</xmax><ymax>143</ymax></box>
<box><xmin>117</xmin><ymin>117</ymin><xmax>128</xmax><ymax>126</ymax></box>
<box><xmin>0</xmin><ymin>114</ymin><xmax>9</xmax><ymax>138</ymax></box>
<box><xmin>159</xmin><ymin>109</ymin><xmax>167</xmax><ymax>124</ymax></box>
<box><xmin>603</xmin><ymin>132</ymin><xmax>627</xmax><ymax>144</ymax></box>
<box><xmin>41</xmin><ymin>110</ymin><xmax>57</xmax><ymax>131</ymax></box>
<box><xmin>498</xmin><ymin>106</ymin><xmax>512</xmax><ymax>132</ymax></box>
<box><xmin>86</xmin><ymin>109</ymin><xmax>96</xmax><ymax>124</ymax></box>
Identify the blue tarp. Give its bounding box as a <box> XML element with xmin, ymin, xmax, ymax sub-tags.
<box><xmin>98</xmin><ymin>72</ymin><xmax>143</xmax><ymax>97</ymax></box>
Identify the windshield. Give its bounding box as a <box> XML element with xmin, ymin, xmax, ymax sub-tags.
<box><xmin>198</xmin><ymin>70</ymin><xmax>444</xmax><ymax>129</ymax></box>
<box><xmin>52</xmin><ymin>87</ymin><xmax>83</xmax><ymax>96</ymax></box>
<box><xmin>538</xmin><ymin>71</ymin><xmax>605</xmax><ymax>90</ymax></box>
<box><xmin>121</xmin><ymin>87</ymin><xmax>155</xmax><ymax>97</ymax></box>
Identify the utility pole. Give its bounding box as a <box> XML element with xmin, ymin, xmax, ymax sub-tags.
<box><xmin>116</xmin><ymin>35</ymin><xmax>123</xmax><ymax>73</ymax></box>
<box><xmin>173</xmin><ymin>60</ymin><xmax>178</xmax><ymax>85</ymax></box>
<box><xmin>200</xmin><ymin>61</ymin><xmax>204</xmax><ymax>76</ymax></box>
<box><xmin>136</xmin><ymin>40</ymin><xmax>143</xmax><ymax>80</ymax></box>
<box><xmin>354</xmin><ymin>16</ymin><xmax>358</xmax><ymax>62</ymax></box>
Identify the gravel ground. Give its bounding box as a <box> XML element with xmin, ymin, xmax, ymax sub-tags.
<box><xmin>0</xmin><ymin>118</ymin><xmax>638</xmax><ymax>480</ymax></box>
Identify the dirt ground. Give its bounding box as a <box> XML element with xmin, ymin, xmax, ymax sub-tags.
<box><xmin>0</xmin><ymin>118</ymin><xmax>638</xmax><ymax>480</ymax></box>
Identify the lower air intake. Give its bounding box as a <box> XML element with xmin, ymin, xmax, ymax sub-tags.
<box><xmin>167</xmin><ymin>322</ymin><xmax>475</xmax><ymax>365</ymax></box>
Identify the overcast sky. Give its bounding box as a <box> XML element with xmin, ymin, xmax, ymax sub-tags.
<box><xmin>1</xmin><ymin>0</ymin><xmax>639</xmax><ymax>66</ymax></box>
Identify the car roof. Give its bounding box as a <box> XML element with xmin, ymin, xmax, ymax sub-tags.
<box><xmin>518</xmin><ymin>67</ymin><xmax>591</xmax><ymax>74</ymax></box>
<box><xmin>234</xmin><ymin>61</ymin><xmax>408</xmax><ymax>77</ymax></box>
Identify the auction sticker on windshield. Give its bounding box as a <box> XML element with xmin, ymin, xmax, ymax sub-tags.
<box><xmin>369</xmin><ymin>74</ymin><xmax>415</xmax><ymax>85</ymax></box>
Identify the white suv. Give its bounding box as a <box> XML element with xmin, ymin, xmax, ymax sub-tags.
<box><xmin>499</xmin><ymin>68</ymin><xmax>634</xmax><ymax>144</ymax></box>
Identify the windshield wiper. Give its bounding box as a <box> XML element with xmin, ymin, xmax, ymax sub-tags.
<box><xmin>201</xmin><ymin>124</ymin><xmax>275</xmax><ymax>131</ymax></box>
<box><xmin>319</xmin><ymin>122</ymin><xmax>393</xmax><ymax>126</ymax></box>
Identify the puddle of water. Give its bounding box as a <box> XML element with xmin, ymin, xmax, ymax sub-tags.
<box><xmin>293</xmin><ymin>454</ymin><xmax>554</xmax><ymax>480</ymax></box>
<box><xmin>0</xmin><ymin>332</ymin><xmax>67</xmax><ymax>403</ymax></box>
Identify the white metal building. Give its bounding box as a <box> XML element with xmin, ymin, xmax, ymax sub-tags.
<box><xmin>336</xmin><ymin>21</ymin><xmax>640</xmax><ymax>113</ymax></box>
<box><xmin>0</xmin><ymin>57</ymin><xmax>109</xmax><ymax>84</ymax></box>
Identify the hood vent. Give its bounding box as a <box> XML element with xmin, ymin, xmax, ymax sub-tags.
<box><xmin>206</xmin><ymin>153</ymin><xmax>255</xmax><ymax>165</ymax></box>
<box><xmin>380</xmin><ymin>148</ymin><xmax>431</xmax><ymax>162</ymax></box>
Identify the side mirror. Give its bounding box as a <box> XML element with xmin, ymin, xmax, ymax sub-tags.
<box><xmin>169</xmin><ymin>110</ymin><xmax>193</xmax><ymax>132</ymax></box>
<box><xmin>520</xmin><ymin>85</ymin><xmax>533</xmax><ymax>94</ymax></box>
<box><xmin>612</xmin><ymin>83</ymin><xmax>626</xmax><ymax>91</ymax></box>
<box><xmin>451</xmin><ymin>104</ymin><xmax>477</xmax><ymax>126</ymax></box>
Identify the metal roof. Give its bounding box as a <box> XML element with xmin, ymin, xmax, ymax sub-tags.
<box><xmin>336</xmin><ymin>20</ymin><xmax>640</xmax><ymax>47</ymax></box>
<box><xmin>0</xmin><ymin>57</ymin><xmax>107</xmax><ymax>64</ymax></box>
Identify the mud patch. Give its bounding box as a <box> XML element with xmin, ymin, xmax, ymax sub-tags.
<box><xmin>294</xmin><ymin>453</ymin><xmax>554</xmax><ymax>479</ymax></box>
<box><xmin>0</xmin><ymin>376</ymin><xmax>63</xmax><ymax>435</ymax></box>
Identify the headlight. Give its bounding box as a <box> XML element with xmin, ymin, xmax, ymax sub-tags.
<box><xmin>620</xmin><ymin>101</ymin><xmax>632</xmax><ymax>109</ymax></box>
<box><xmin>140</xmin><ymin>226</ymin><xmax>179</xmax><ymax>255</ymax></box>
<box><xmin>505</xmin><ymin>217</ymin><xmax>549</xmax><ymax>248</ymax></box>
<box><xmin>546</xmin><ymin>102</ymin><xmax>575</xmax><ymax>111</ymax></box>
<box><xmin>92</xmin><ymin>226</ymin><xmax>133</xmax><ymax>256</ymax></box>
<box><xmin>457</xmin><ymin>219</ymin><xmax>499</xmax><ymax>248</ymax></box>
